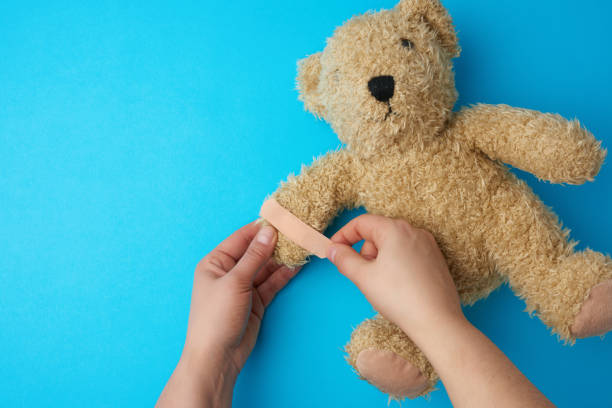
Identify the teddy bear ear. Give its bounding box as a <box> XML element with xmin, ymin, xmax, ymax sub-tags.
<box><xmin>296</xmin><ymin>52</ymin><xmax>326</xmax><ymax>118</ymax></box>
<box><xmin>396</xmin><ymin>0</ymin><xmax>460</xmax><ymax>57</ymax></box>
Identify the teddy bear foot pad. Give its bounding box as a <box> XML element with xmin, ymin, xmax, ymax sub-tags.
<box><xmin>571</xmin><ymin>279</ymin><xmax>612</xmax><ymax>338</ymax></box>
<box><xmin>356</xmin><ymin>349</ymin><xmax>429</xmax><ymax>399</ymax></box>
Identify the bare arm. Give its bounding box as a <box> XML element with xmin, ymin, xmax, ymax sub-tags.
<box><xmin>451</xmin><ymin>104</ymin><xmax>606</xmax><ymax>184</ymax></box>
<box><xmin>157</xmin><ymin>223</ymin><xmax>298</xmax><ymax>407</ymax></box>
<box><xmin>328</xmin><ymin>215</ymin><xmax>555</xmax><ymax>408</ymax></box>
<box><xmin>270</xmin><ymin>149</ymin><xmax>357</xmax><ymax>266</ymax></box>
<box><xmin>414</xmin><ymin>318</ymin><xmax>554</xmax><ymax>408</ymax></box>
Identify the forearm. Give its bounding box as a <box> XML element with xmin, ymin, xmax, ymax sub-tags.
<box><xmin>405</xmin><ymin>316</ymin><xmax>554</xmax><ymax>408</ymax></box>
<box><xmin>157</xmin><ymin>349</ymin><xmax>238</xmax><ymax>408</ymax></box>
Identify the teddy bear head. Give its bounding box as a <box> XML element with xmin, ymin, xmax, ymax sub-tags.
<box><xmin>297</xmin><ymin>0</ymin><xmax>460</xmax><ymax>158</ymax></box>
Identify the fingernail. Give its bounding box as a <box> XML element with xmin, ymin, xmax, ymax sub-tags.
<box><xmin>256</xmin><ymin>226</ymin><xmax>275</xmax><ymax>245</ymax></box>
<box><xmin>328</xmin><ymin>246</ymin><xmax>337</xmax><ymax>262</ymax></box>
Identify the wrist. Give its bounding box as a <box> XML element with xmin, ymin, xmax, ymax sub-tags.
<box><xmin>399</xmin><ymin>311</ymin><xmax>471</xmax><ymax>347</ymax></box>
<box><xmin>176</xmin><ymin>344</ymin><xmax>239</xmax><ymax>407</ymax></box>
<box><xmin>180</xmin><ymin>341</ymin><xmax>239</xmax><ymax>380</ymax></box>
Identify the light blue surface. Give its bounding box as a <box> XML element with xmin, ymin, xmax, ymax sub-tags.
<box><xmin>1</xmin><ymin>0</ymin><xmax>611</xmax><ymax>406</ymax></box>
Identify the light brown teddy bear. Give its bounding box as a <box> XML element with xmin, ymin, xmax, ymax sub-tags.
<box><xmin>265</xmin><ymin>0</ymin><xmax>612</xmax><ymax>400</ymax></box>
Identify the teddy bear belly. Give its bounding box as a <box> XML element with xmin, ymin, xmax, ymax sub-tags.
<box><xmin>357</xmin><ymin>158</ymin><xmax>509</xmax><ymax>304</ymax></box>
<box><xmin>361</xmin><ymin>198</ymin><xmax>504</xmax><ymax>304</ymax></box>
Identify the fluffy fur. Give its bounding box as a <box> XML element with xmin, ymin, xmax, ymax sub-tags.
<box><xmin>266</xmin><ymin>0</ymin><xmax>611</xmax><ymax>399</ymax></box>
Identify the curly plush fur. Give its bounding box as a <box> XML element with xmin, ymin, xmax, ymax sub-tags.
<box><xmin>266</xmin><ymin>0</ymin><xmax>611</xmax><ymax>400</ymax></box>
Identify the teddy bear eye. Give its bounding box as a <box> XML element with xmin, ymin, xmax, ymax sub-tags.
<box><xmin>401</xmin><ymin>38</ymin><xmax>414</xmax><ymax>49</ymax></box>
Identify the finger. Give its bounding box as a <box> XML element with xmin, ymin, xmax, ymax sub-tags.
<box><xmin>360</xmin><ymin>240</ymin><xmax>378</xmax><ymax>260</ymax></box>
<box><xmin>213</xmin><ymin>221</ymin><xmax>261</xmax><ymax>264</ymax></box>
<box><xmin>254</xmin><ymin>259</ymin><xmax>283</xmax><ymax>287</ymax></box>
<box><xmin>327</xmin><ymin>243</ymin><xmax>369</xmax><ymax>285</ymax></box>
<box><xmin>258</xmin><ymin>266</ymin><xmax>300</xmax><ymax>307</ymax></box>
<box><xmin>196</xmin><ymin>253</ymin><xmax>232</xmax><ymax>279</ymax></box>
<box><xmin>330</xmin><ymin>214</ymin><xmax>391</xmax><ymax>247</ymax></box>
<box><xmin>230</xmin><ymin>226</ymin><xmax>277</xmax><ymax>285</ymax></box>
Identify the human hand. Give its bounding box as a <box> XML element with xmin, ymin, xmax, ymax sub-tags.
<box><xmin>185</xmin><ymin>221</ymin><xmax>299</xmax><ymax>372</ymax></box>
<box><xmin>158</xmin><ymin>221</ymin><xmax>298</xmax><ymax>408</ymax></box>
<box><xmin>326</xmin><ymin>214</ymin><xmax>463</xmax><ymax>340</ymax></box>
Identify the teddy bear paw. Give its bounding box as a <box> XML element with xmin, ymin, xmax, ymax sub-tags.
<box><xmin>571</xmin><ymin>279</ymin><xmax>612</xmax><ymax>338</ymax></box>
<box><xmin>356</xmin><ymin>348</ymin><xmax>429</xmax><ymax>399</ymax></box>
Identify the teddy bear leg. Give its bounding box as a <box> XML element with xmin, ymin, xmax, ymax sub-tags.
<box><xmin>528</xmin><ymin>250</ymin><xmax>612</xmax><ymax>339</ymax></box>
<box><xmin>488</xmin><ymin>186</ymin><xmax>612</xmax><ymax>341</ymax></box>
<box><xmin>498</xmin><ymin>242</ymin><xmax>612</xmax><ymax>341</ymax></box>
<box><xmin>566</xmin><ymin>252</ymin><xmax>612</xmax><ymax>338</ymax></box>
<box><xmin>345</xmin><ymin>315</ymin><xmax>437</xmax><ymax>400</ymax></box>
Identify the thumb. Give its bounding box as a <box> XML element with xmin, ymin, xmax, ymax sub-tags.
<box><xmin>327</xmin><ymin>243</ymin><xmax>368</xmax><ymax>285</ymax></box>
<box><xmin>231</xmin><ymin>226</ymin><xmax>277</xmax><ymax>285</ymax></box>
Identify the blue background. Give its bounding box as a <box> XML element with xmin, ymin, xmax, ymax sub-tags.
<box><xmin>1</xmin><ymin>0</ymin><xmax>611</xmax><ymax>406</ymax></box>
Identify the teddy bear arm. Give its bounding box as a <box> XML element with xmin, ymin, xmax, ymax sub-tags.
<box><xmin>451</xmin><ymin>104</ymin><xmax>606</xmax><ymax>184</ymax></box>
<box><xmin>270</xmin><ymin>151</ymin><xmax>358</xmax><ymax>266</ymax></box>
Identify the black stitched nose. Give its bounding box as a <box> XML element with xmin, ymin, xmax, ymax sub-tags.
<box><xmin>368</xmin><ymin>75</ymin><xmax>395</xmax><ymax>102</ymax></box>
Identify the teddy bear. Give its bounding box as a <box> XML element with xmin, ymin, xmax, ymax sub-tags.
<box><xmin>263</xmin><ymin>0</ymin><xmax>612</xmax><ymax>399</ymax></box>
